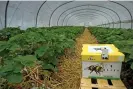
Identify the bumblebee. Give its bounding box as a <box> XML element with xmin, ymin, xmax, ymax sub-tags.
<box><xmin>84</xmin><ymin>64</ymin><xmax>104</xmax><ymax>75</ymax></box>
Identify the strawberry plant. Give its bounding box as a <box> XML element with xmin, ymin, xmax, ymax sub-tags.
<box><xmin>0</xmin><ymin>27</ymin><xmax>25</xmax><ymax>41</ymax></box>
<box><xmin>0</xmin><ymin>26</ymin><xmax>84</xmax><ymax>88</ymax></box>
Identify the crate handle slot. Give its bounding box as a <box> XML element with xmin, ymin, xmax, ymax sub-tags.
<box><xmin>92</xmin><ymin>87</ymin><xmax>98</xmax><ymax>89</ymax></box>
<box><xmin>107</xmin><ymin>79</ymin><xmax>113</xmax><ymax>85</ymax></box>
<box><xmin>91</xmin><ymin>78</ymin><xmax>97</xmax><ymax>84</ymax></box>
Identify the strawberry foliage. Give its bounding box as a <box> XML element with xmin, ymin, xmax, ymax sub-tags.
<box><xmin>0</xmin><ymin>26</ymin><xmax>84</xmax><ymax>84</ymax></box>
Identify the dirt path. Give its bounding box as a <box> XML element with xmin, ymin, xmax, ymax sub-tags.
<box><xmin>47</xmin><ymin>28</ymin><xmax>98</xmax><ymax>89</ymax></box>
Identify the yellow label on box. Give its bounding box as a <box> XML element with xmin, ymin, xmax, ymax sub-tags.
<box><xmin>81</xmin><ymin>44</ymin><xmax>125</xmax><ymax>62</ymax></box>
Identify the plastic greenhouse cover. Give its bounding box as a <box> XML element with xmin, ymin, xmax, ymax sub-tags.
<box><xmin>0</xmin><ymin>1</ymin><xmax>133</xmax><ymax>29</ymax></box>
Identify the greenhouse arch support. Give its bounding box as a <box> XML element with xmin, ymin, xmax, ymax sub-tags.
<box><xmin>63</xmin><ymin>12</ymin><xmax>110</xmax><ymax>28</ymax></box>
<box><xmin>35</xmin><ymin>1</ymin><xmax>47</xmax><ymax>27</ymax></box>
<box><xmin>57</xmin><ymin>8</ymin><xmax>114</xmax><ymax>28</ymax></box>
<box><xmin>111</xmin><ymin>1</ymin><xmax>133</xmax><ymax>29</ymax></box>
<box><xmin>5</xmin><ymin>1</ymin><xmax>9</xmax><ymax>28</ymax></box>
<box><xmin>54</xmin><ymin>4</ymin><xmax>121</xmax><ymax>28</ymax></box>
<box><xmin>65</xmin><ymin>13</ymin><xmax>110</xmax><ymax>28</ymax></box>
<box><xmin>48</xmin><ymin>1</ymin><xmax>73</xmax><ymax>27</ymax></box>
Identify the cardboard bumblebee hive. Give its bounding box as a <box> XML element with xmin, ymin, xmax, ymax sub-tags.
<box><xmin>81</xmin><ymin>44</ymin><xmax>125</xmax><ymax>79</ymax></box>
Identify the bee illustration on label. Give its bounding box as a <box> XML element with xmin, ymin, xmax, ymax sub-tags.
<box><xmin>84</xmin><ymin>63</ymin><xmax>104</xmax><ymax>75</ymax></box>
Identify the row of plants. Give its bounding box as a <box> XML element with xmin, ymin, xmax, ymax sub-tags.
<box><xmin>0</xmin><ymin>26</ymin><xmax>84</xmax><ymax>89</ymax></box>
<box><xmin>89</xmin><ymin>27</ymin><xmax>133</xmax><ymax>88</ymax></box>
<box><xmin>0</xmin><ymin>27</ymin><xmax>25</xmax><ymax>41</ymax></box>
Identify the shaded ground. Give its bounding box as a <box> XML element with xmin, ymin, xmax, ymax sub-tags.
<box><xmin>121</xmin><ymin>63</ymin><xmax>133</xmax><ymax>89</ymax></box>
<box><xmin>46</xmin><ymin>28</ymin><xmax>98</xmax><ymax>89</ymax></box>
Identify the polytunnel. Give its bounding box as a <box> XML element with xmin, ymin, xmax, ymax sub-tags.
<box><xmin>0</xmin><ymin>0</ymin><xmax>133</xmax><ymax>89</ymax></box>
<box><xmin>0</xmin><ymin>1</ymin><xmax>133</xmax><ymax>29</ymax></box>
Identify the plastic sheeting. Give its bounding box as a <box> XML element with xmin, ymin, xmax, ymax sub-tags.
<box><xmin>0</xmin><ymin>1</ymin><xmax>133</xmax><ymax>30</ymax></box>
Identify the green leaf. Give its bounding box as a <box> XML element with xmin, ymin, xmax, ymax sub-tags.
<box><xmin>6</xmin><ymin>73</ymin><xmax>22</xmax><ymax>83</ymax></box>
<box><xmin>13</xmin><ymin>63</ymin><xmax>23</xmax><ymax>73</ymax></box>
<box><xmin>120</xmin><ymin>48</ymin><xmax>132</xmax><ymax>54</ymax></box>
<box><xmin>125</xmin><ymin>40</ymin><xmax>133</xmax><ymax>45</ymax></box>
<box><xmin>42</xmin><ymin>63</ymin><xmax>55</xmax><ymax>71</ymax></box>
<box><xmin>42</xmin><ymin>63</ymin><xmax>54</xmax><ymax>70</ymax></box>
<box><xmin>9</xmin><ymin>43</ymin><xmax>21</xmax><ymax>51</ymax></box>
<box><xmin>35</xmin><ymin>45</ymin><xmax>49</xmax><ymax>57</ymax></box>
<box><xmin>1</xmin><ymin>64</ymin><xmax>14</xmax><ymax>73</ymax></box>
<box><xmin>0</xmin><ymin>65</ymin><xmax>7</xmax><ymax>77</ymax></box>
<box><xmin>0</xmin><ymin>49</ymin><xmax>9</xmax><ymax>57</ymax></box>
<box><xmin>0</xmin><ymin>60</ymin><xmax>23</xmax><ymax>74</ymax></box>
<box><xmin>42</xmin><ymin>62</ymin><xmax>58</xmax><ymax>72</ymax></box>
<box><xmin>131</xmin><ymin>63</ymin><xmax>133</xmax><ymax>70</ymax></box>
<box><xmin>14</xmin><ymin>55</ymin><xmax>37</xmax><ymax>67</ymax></box>
<box><xmin>48</xmin><ymin>57</ymin><xmax>58</xmax><ymax>66</ymax></box>
<box><xmin>125</xmin><ymin>58</ymin><xmax>132</xmax><ymax>62</ymax></box>
<box><xmin>0</xmin><ymin>41</ymin><xmax>8</xmax><ymax>52</ymax></box>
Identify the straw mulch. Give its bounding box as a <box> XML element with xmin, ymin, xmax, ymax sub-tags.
<box><xmin>46</xmin><ymin>28</ymin><xmax>98</xmax><ymax>89</ymax></box>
